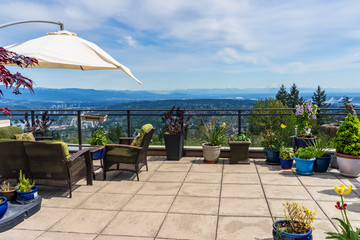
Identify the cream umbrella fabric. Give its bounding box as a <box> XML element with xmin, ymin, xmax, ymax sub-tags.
<box><xmin>5</xmin><ymin>30</ymin><xmax>141</xmax><ymax>85</ymax></box>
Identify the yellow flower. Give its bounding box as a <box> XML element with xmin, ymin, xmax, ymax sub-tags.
<box><xmin>281</xmin><ymin>124</ymin><xmax>286</xmax><ymax>129</ymax></box>
<box><xmin>334</xmin><ymin>184</ymin><xmax>352</xmax><ymax>195</ymax></box>
<box><xmin>222</xmin><ymin>122</ymin><xmax>226</xmax><ymax>128</ymax></box>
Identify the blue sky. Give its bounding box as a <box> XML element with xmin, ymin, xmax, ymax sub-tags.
<box><xmin>1</xmin><ymin>0</ymin><xmax>360</xmax><ymax>91</ymax></box>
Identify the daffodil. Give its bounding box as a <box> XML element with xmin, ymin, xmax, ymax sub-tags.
<box><xmin>334</xmin><ymin>184</ymin><xmax>352</xmax><ymax>195</ymax></box>
<box><xmin>281</xmin><ymin>124</ymin><xmax>286</xmax><ymax>129</ymax></box>
<box><xmin>222</xmin><ymin>122</ymin><xmax>226</xmax><ymax>128</ymax></box>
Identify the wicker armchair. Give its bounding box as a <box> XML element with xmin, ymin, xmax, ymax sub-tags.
<box><xmin>0</xmin><ymin>141</ymin><xmax>92</xmax><ymax>198</ymax></box>
<box><xmin>103</xmin><ymin>125</ymin><xmax>154</xmax><ymax>181</ymax></box>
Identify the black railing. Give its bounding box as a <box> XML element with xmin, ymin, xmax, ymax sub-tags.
<box><xmin>5</xmin><ymin>107</ymin><xmax>356</xmax><ymax>145</ymax></box>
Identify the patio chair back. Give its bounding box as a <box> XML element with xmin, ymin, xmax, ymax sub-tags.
<box><xmin>0</xmin><ymin>141</ymin><xmax>30</xmax><ymax>179</ymax></box>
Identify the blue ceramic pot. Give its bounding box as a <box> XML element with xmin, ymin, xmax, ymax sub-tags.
<box><xmin>92</xmin><ymin>148</ymin><xmax>105</xmax><ymax>160</ymax></box>
<box><xmin>293</xmin><ymin>137</ymin><xmax>316</xmax><ymax>150</ymax></box>
<box><xmin>265</xmin><ymin>148</ymin><xmax>280</xmax><ymax>165</ymax></box>
<box><xmin>0</xmin><ymin>196</ymin><xmax>8</xmax><ymax>219</ymax></box>
<box><xmin>294</xmin><ymin>157</ymin><xmax>316</xmax><ymax>175</ymax></box>
<box><xmin>273</xmin><ymin>220</ymin><xmax>312</xmax><ymax>240</ymax></box>
<box><xmin>314</xmin><ymin>154</ymin><xmax>331</xmax><ymax>172</ymax></box>
<box><xmin>280</xmin><ymin>157</ymin><xmax>294</xmax><ymax>169</ymax></box>
<box><xmin>16</xmin><ymin>186</ymin><xmax>38</xmax><ymax>204</ymax></box>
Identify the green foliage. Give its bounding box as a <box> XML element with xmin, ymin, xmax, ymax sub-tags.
<box><xmin>107</xmin><ymin>124</ymin><xmax>123</xmax><ymax>143</ymax></box>
<box><xmin>314</xmin><ymin>137</ymin><xmax>330</xmax><ymax>157</ymax></box>
<box><xmin>279</xmin><ymin>146</ymin><xmax>294</xmax><ymax>160</ymax></box>
<box><xmin>334</xmin><ymin>114</ymin><xmax>360</xmax><ymax>155</ymax></box>
<box><xmin>201</xmin><ymin>120</ymin><xmax>227</xmax><ymax>146</ymax></box>
<box><xmin>88</xmin><ymin>126</ymin><xmax>108</xmax><ymax>145</ymax></box>
<box><xmin>263</xmin><ymin>129</ymin><xmax>281</xmax><ymax>150</ymax></box>
<box><xmin>288</xmin><ymin>83</ymin><xmax>304</xmax><ymax>108</ymax></box>
<box><xmin>17</xmin><ymin>170</ymin><xmax>35</xmax><ymax>192</ymax></box>
<box><xmin>326</xmin><ymin>218</ymin><xmax>360</xmax><ymax>239</ymax></box>
<box><xmin>295</xmin><ymin>146</ymin><xmax>316</xmax><ymax>159</ymax></box>
<box><xmin>312</xmin><ymin>86</ymin><xmax>330</xmax><ymax>109</ymax></box>
<box><xmin>230</xmin><ymin>133</ymin><xmax>250</xmax><ymax>141</ymax></box>
<box><xmin>276</xmin><ymin>84</ymin><xmax>289</xmax><ymax>107</ymax></box>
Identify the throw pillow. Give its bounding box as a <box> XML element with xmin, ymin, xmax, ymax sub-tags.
<box><xmin>14</xmin><ymin>132</ymin><xmax>36</xmax><ymax>141</ymax></box>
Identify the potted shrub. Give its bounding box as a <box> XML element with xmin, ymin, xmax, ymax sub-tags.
<box><xmin>201</xmin><ymin>120</ymin><xmax>227</xmax><ymax>163</ymax></box>
<box><xmin>294</xmin><ymin>146</ymin><xmax>316</xmax><ymax>175</ymax></box>
<box><xmin>228</xmin><ymin>132</ymin><xmax>251</xmax><ymax>164</ymax></box>
<box><xmin>16</xmin><ymin>170</ymin><xmax>38</xmax><ymax>204</ymax></box>
<box><xmin>334</xmin><ymin>113</ymin><xmax>360</xmax><ymax>177</ymax></box>
<box><xmin>263</xmin><ymin>129</ymin><xmax>281</xmax><ymax>165</ymax></box>
<box><xmin>279</xmin><ymin>146</ymin><xmax>294</xmax><ymax>169</ymax></box>
<box><xmin>0</xmin><ymin>180</ymin><xmax>16</xmax><ymax>201</ymax></box>
<box><xmin>88</xmin><ymin>126</ymin><xmax>108</xmax><ymax>160</ymax></box>
<box><xmin>0</xmin><ymin>197</ymin><xmax>8</xmax><ymax>220</ymax></box>
<box><xmin>273</xmin><ymin>201</ymin><xmax>316</xmax><ymax>240</ymax></box>
<box><xmin>293</xmin><ymin>99</ymin><xmax>319</xmax><ymax>149</ymax></box>
<box><xmin>20</xmin><ymin>111</ymin><xmax>54</xmax><ymax>140</ymax></box>
<box><xmin>313</xmin><ymin>137</ymin><xmax>332</xmax><ymax>172</ymax></box>
<box><xmin>162</xmin><ymin>106</ymin><xmax>191</xmax><ymax>160</ymax></box>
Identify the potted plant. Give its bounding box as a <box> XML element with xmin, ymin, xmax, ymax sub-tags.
<box><xmin>293</xmin><ymin>99</ymin><xmax>319</xmax><ymax>149</ymax></box>
<box><xmin>294</xmin><ymin>146</ymin><xmax>317</xmax><ymax>175</ymax></box>
<box><xmin>228</xmin><ymin>132</ymin><xmax>251</xmax><ymax>164</ymax></box>
<box><xmin>313</xmin><ymin>137</ymin><xmax>332</xmax><ymax>172</ymax></box>
<box><xmin>333</xmin><ymin>113</ymin><xmax>360</xmax><ymax>177</ymax></box>
<box><xmin>0</xmin><ymin>197</ymin><xmax>8</xmax><ymax>219</ymax></box>
<box><xmin>20</xmin><ymin>111</ymin><xmax>54</xmax><ymax>140</ymax></box>
<box><xmin>201</xmin><ymin>120</ymin><xmax>227</xmax><ymax>163</ymax></box>
<box><xmin>263</xmin><ymin>129</ymin><xmax>281</xmax><ymax>165</ymax></box>
<box><xmin>279</xmin><ymin>146</ymin><xmax>294</xmax><ymax>169</ymax></box>
<box><xmin>273</xmin><ymin>201</ymin><xmax>316</xmax><ymax>240</ymax></box>
<box><xmin>16</xmin><ymin>170</ymin><xmax>38</xmax><ymax>204</ymax></box>
<box><xmin>88</xmin><ymin>126</ymin><xmax>108</xmax><ymax>160</ymax></box>
<box><xmin>81</xmin><ymin>113</ymin><xmax>107</xmax><ymax>122</ymax></box>
<box><xmin>162</xmin><ymin>106</ymin><xmax>191</xmax><ymax>160</ymax></box>
<box><xmin>0</xmin><ymin>180</ymin><xmax>16</xmax><ymax>201</ymax></box>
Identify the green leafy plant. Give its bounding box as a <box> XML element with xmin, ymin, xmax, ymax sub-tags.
<box><xmin>88</xmin><ymin>126</ymin><xmax>108</xmax><ymax>145</ymax></box>
<box><xmin>201</xmin><ymin>120</ymin><xmax>227</xmax><ymax>146</ymax></box>
<box><xmin>314</xmin><ymin>137</ymin><xmax>330</xmax><ymax>157</ymax></box>
<box><xmin>280</xmin><ymin>146</ymin><xmax>294</xmax><ymax>160</ymax></box>
<box><xmin>262</xmin><ymin>129</ymin><xmax>281</xmax><ymax>150</ymax></box>
<box><xmin>294</xmin><ymin>99</ymin><xmax>319</xmax><ymax>136</ymax></box>
<box><xmin>295</xmin><ymin>146</ymin><xmax>316</xmax><ymax>159</ymax></box>
<box><xmin>17</xmin><ymin>170</ymin><xmax>35</xmax><ymax>192</ymax></box>
<box><xmin>334</xmin><ymin>114</ymin><xmax>360</xmax><ymax>156</ymax></box>
<box><xmin>230</xmin><ymin>132</ymin><xmax>250</xmax><ymax>141</ymax></box>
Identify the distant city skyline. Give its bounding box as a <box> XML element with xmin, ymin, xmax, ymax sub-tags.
<box><xmin>1</xmin><ymin>1</ymin><xmax>360</xmax><ymax>91</ymax></box>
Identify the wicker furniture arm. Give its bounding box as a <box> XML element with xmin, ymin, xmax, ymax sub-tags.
<box><xmin>119</xmin><ymin>137</ymin><xmax>135</xmax><ymax>145</ymax></box>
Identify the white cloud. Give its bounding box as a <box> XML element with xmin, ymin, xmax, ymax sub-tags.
<box><xmin>119</xmin><ymin>36</ymin><xmax>138</xmax><ymax>48</ymax></box>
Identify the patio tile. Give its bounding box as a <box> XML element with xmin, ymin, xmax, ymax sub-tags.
<box><xmin>260</xmin><ymin>172</ymin><xmax>302</xmax><ymax>186</ymax></box>
<box><xmin>112</xmin><ymin>170</ymin><xmax>154</xmax><ymax>182</ymax></box>
<box><xmin>74</xmin><ymin>179</ymin><xmax>109</xmax><ymax>193</ymax></box>
<box><xmin>0</xmin><ymin>229</ymin><xmax>44</xmax><ymax>240</ymax></box>
<box><xmin>217</xmin><ymin>216</ymin><xmax>273</xmax><ymax>239</ymax></box>
<box><xmin>49</xmin><ymin>209</ymin><xmax>117</xmax><ymax>234</ymax></box>
<box><xmin>221</xmin><ymin>184</ymin><xmax>264</xmax><ymax>198</ymax></box>
<box><xmin>163</xmin><ymin>157</ymin><xmax>194</xmax><ymax>164</ymax></box>
<box><xmin>99</xmin><ymin>181</ymin><xmax>144</xmax><ymax>194</ymax></box>
<box><xmin>148</xmin><ymin>171</ymin><xmax>187</xmax><ymax>182</ymax></box>
<box><xmin>102</xmin><ymin>211</ymin><xmax>166</xmax><ymax>237</ymax></box>
<box><xmin>157</xmin><ymin>163</ymin><xmax>191</xmax><ymax>172</ymax></box>
<box><xmin>178</xmin><ymin>183</ymin><xmax>221</xmax><ymax>197</ymax></box>
<box><xmin>222</xmin><ymin>173</ymin><xmax>260</xmax><ymax>184</ymax></box>
<box><xmin>123</xmin><ymin>195</ymin><xmax>174</xmax><ymax>212</ymax></box>
<box><xmin>298</xmin><ymin>173</ymin><xmax>344</xmax><ymax>186</ymax></box>
<box><xmin>96</xmin><ymin>236</ymin><xmax>153</xmax><ymax>240</ymax></box>
<box><xmin>255</xmin><ymin>162</ymin><xmax>283</xmax><ymax>174</ymax></box>
<box><xmin>185</xmin><ymin>172</ymin><xmax>222</xmax><ymax>184</ymax></box>
<box><xmin>42</xmin><ymin>192</ymin><xmax>94</xmax><ymax>208</ymax></box>
<box><xmin>263</xmin><ymin>185</ymin><xmax>312</xmax><ymax>200</ymax></box>
<box><xmin>14</xmin><ymin>207</ymin><xmax>71</xmax><ymax>231</ymax></box>
<box><xmin>78</xmin><ymin>193</ymin><xmax>132</xmax><ymax>210</ymax></box>
<box><xmin>313</xmin><ymin>219</ymin><xmax>338</xmax><ymax>240</ymax></box>
<box><xmin>36</xmin><ymin>232</ymin><xmax>96</xmax><ymax>240</ymax></box>
<box><xmin>146</xmin><ymin>162</ymin><xmax>163</xmax><ymax>172</ymax></box>
<box><xmin>137</xmin><ymin>182</ymin><xmax>182</xmax><ymax>195</ymax></box>
<box><xmin>157</xmin><ymin>213</ymin><xmax>217</xmax><ymax>240</ymax></box>
<box><xmin>190</xmin><ymin>163</ymin><xmax>223</xmax><ymax>173</ymax></box>
<box><xmin>223</xmin><ymin>164</ymin><xmax>257</xmax><ymax>173</ymax></box>
<box><xmin>317</xmin><ymin>201</ymin><xmax>360</xmax><ymax>221</ymax></box>
<box><xmin>306</xmin><ymin>186</ymin><xmax>360</xmax><ymax>201</ymax></box>
<box><xmin>219</xmin><ymin>198</ymin><xmax>270</xmax><ymax>217</ymax></box>
<box><xmin>170</xmin><ymin>196</ymin><xmax>219</xmax><ymax>215</ymax></box>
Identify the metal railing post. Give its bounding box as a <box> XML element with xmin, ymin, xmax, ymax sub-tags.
<box><xmin>31</xmin><ymin>111</ymin><xmax>35</xmax><ymax>128</ymax></box>
<box><xmin>238</xmin><ymin>110</ymin><xmax>242</xmax><ymax>135</ymax></box>
<box><xmin>77</xmin><ymin>111</ymin><xmax>82</xmax><ymax>146</ymax></box>
<box><xmin>127</xmin><ymin>110</ymin><xmax>131</xmax><ymax>137</ymax></box>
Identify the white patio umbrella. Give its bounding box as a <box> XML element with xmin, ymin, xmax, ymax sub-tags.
<box><xmin>5</xmin><ymin>30</ymin><xmax>142</xmax><ymax>85</ymax></box>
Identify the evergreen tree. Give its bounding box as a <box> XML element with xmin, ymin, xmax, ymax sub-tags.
<box><xmin>275</xmin><ymin>84</ymin><xmax>289</xmax><ymax>107</ymax></box>
<box><xmin>312</xmin><ymin>85</ymin><xmax>330</xmax><ymax>108</ymax></box>
<box><xmin>108</xmin><ymin>124</ymin><xmax>123</xmax><ymax>143</ymax></box>
<box><xmin>288</xmin><ymin>83</ymin><xmax>304</xmax><ymax>108</ymax></box>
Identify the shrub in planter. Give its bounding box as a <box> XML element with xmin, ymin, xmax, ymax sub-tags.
<box><xmin>294</xmin><ymin>146</ymin><xmax>316</xmax><ymax>175</ymax></box>
<box><xmin>228</xmin><ymin>132</ymin><xmax>251</xmax><ymax>164</ymax></box>
<box><xmin>16</xmin><ymin>170</ymin><xmax>38</xmax><ymax>204</ymax></box>
<box><xmin>88</xmin><ymin>126</ymin><xmax>109</xmax><ymax>160</ymax></box>
<box><xmin>262</xmin><ymin>129</ymin><xmax>281</xmax><ymax>165</ymax></box>
<box><xmin>279</xmin><ymin>146</ymin><xmax>294</xmax><ymax>169</ymax></box>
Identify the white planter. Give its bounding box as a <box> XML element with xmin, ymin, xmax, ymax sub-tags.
<box><xmin>336</xmin><ymin>153</ymin><xmax>360</xmax><ymax>178</ymax></box>
<box><xmin>202</xmin><ymin>143</ymin><xmax>221</xmax><ymax>163</ymax></box>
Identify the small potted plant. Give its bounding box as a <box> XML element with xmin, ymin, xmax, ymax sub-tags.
<box><xmin>314</xmin><ymin>137</ymin><xmax>332</xmax><ymax>172</ymax></box>
<box><xmin>162</xmin><ymin>106</ymin><xmax>191</xmax><ymax>160</ymax></box>
<box><xmin>333</xmin><ymin>113</ymin><xmax>360</xmax><ymax>177</ymax></box>
<box><xmin>228</xmin><ymin>132</ymin><xmax>251</xmax><ymax>164</ymax></box>
<box><xmin>0</xmin><ymin>197</ymin><xmax>8</xmax><ymax>219</ymax></box>
<box><xmin>88</xmin><ymin>126</ymin><xmax>108</xmax><ymax>160</ymax></box>
<box><xmin>0</xmin><ymin>180</ymin><xmax>16</xmax><ymax>201</ymax></box>
<box><xmin>279</xmin><ymin>146</ymin><xmax>294</xmax><ymax>169</ymax></box>
<box><xmin>263</xmin><ymin>129</ymin><xmax>281</xmax><ymax>165</ymax></box>
<box><xmin>294</xmin><ymin>146</ymin><xmax>317</xmax><ymax>175</ymax></box>
<box><xmin>273</xmin><ymin>201</ymin><xmax>316</xmax><ymax>239</ymax></box>
<box><xmin>16</xmin><ymin>170</ymin><xmax>38</xmax><ymax>204</ymax></box>
<box><xmin>21</xmin><ymin>111</ymin><xmax>54</xmax><ymax>140</ymax></box>
<box><xmin>201</xmin><ymin>120</ymin><xmax>227</xmax><ymax>163</ymax></box>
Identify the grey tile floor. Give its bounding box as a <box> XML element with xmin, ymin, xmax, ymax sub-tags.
<box><xmin>1</xmin><ymin>157</ymin><xmax>359</xmax><ymax>240</ymax></box>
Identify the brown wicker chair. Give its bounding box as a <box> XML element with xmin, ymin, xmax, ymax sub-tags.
<box><xmin>0</xmin><ymin>141</ymin><xmax>93</xmax><ymax>198</ymax></box>
<box><xmin>103</xmin><ymin>126</ymin><xmax>154</xmax><ymax>181</ymax></box>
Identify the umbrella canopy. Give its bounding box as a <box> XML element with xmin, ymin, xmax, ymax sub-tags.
<box><xmin>5</xmin><ymin>30</ymin><xmax>141</xmax><ymax>85</ymax></box>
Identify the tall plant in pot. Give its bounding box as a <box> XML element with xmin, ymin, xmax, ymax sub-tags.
<box><xmin>162</xmin><ymin>106</ymin><xmax>191</xmax><ymax>160</ymax></box>
<box><xmin>87</xmin><ymin>126</ymin><xmax>109</xmax><ymax>160</ymax></box>
<box><xmin>201</xmin><ymin>120</ymin><xmax>227</xmax><ymax>163</ymax></box>
<box><xmin>16</xmin><ymin>170</ymin><xmax>38</xmax><ymax>204</ymax></box>
<box><xmin>333</xmin><ymin>113</ymin><xmax>360</xmax><ymax>177</ymax></box>
<box><xmin>228</xmin><ymin>131</ymin><xmax>251</xmax><ymax>164</ymax></box>
<box><xmin>262</xmin><ymin>128</ymin><xmax>282</xmax><ymax>165</ymax></box>
<box><xmin>294</xmin><ymin>146</ymin><xmax>316</xmax><ymax>175</ymax></box>
<box><xmin>314</xmin><ymin>137</ymin><xmax>332</xmax><ymax>172</ymax></box>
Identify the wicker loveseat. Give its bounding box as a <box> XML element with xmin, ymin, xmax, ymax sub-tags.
<box><xmin>0</xmin><ymin>140</ymin><xmax>93</xmax><ymax>198</ymax></box>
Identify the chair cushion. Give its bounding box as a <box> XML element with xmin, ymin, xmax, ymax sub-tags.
<box><xmin>38</xmin><ymin>140</ymin><xmax>70</xmax><ymax>159</ymax></box>
<box><xmin>0</xmin><ymin>138</ymin><xmax>18</xmax><ymax>143</ymax></box>
<box><xmin>106</xmin><ymin>147</ymin><xmax>138</xmax><ymax>163</ymax></box>
<box><xmin>0</xmin><ymin>126</ymin><xmax>24</xmax><ymax>139</ymax></box>
<box><xmin>130</xmin><ymin>134</ymin><xmax>140</xmax><ymax>146</ymax></box>
<box><xmin>131</xmin><ymin>124</ymin><xmax>153</xmax><ymax>147</ymax></box>
<box><xmin>15</xmin><ymin>132</ymin><xmax>35</xmax><ymax>141</ymax></box>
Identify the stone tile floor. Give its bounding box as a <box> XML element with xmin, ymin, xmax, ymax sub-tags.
<box><xmin>1</xmin><ymin>156</ymin><xmax>360</xmax><ymax>240</ymax></box>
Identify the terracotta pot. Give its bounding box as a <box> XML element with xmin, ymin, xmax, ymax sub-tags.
<box><xmin>336</xmin><ymin>153</ymin><xmax>360</xmax><ymax>177</ymax></box>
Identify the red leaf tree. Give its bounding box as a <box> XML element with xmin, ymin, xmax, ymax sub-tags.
<box><xmin>0</xmin><ymin>47</ymin><xmax>37</xmax><ymax>115</ymax></box>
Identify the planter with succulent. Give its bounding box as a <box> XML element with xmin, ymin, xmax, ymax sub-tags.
<box><xmin>313</xmin><ymin>137</ymin><xmax>332</xmax><ymax>172</ymax></box>
<box><xmin>273</xmin><ymin>201</ymin><xmax>316</xmax><ymax>240</ymax></box>
<box><xmin>279</xmin><ymin>146</ymin><xmax>294</xmax><ymax>169</ymax></box>
<box><xmin>0</xmin><ymin>180</ymin><xmax>16</xmax><ymax>201</ymax></box>
<box><xmin>16</xmin><ymin>170</ymin><xmax>38</xmax><ymax>204</ymax></box>
<box><xmin>0</xmin><ymin>196</ymin><xmax>8</xmax><ymax>220</ymax></box>
<box><xmin>228</xmin><ymin>132</ymin><xmax>251</xmax><ymax>164</ymax></box>
<box><xmin>263</xmin><ymin>129</ymin><xmax>281</xmax><ymax>165</ymax></box>
<box><xmin>162</xmin><ymin>106</ymin><xmax>191</xmax><ymax>160</ymax></box>
<box><xmin>88</xmin><ymin>126</ymin><xmax>108</xmax><ymax>160</ymax></box>
<box><xmin>294</xmin><ymin>146</ymin><xmax>316</xmax><ymax>175</ymax></box>
<box><xmin>333</xmin><ymin>113</ymin><xmax>360</xmax><ymax>177</ymax></box>
<box><xmin>201</xmin><ymin>120</ymin><xmax>227</xmax><ymax>163</ymax></box>
<box><xmin>20</xmin><ymin>111</ymin><xmax>54</xmax><ymax>140</ymax></box>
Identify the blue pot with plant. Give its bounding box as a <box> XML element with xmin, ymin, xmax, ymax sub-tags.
<box><xmin>279</xmin><ymin>146</ymin><xmax>294</xmax><ymax>169</ymax></box>
<box><xmin>263</xmin><ymin>129</ymin><xmax>281</xmax><ymax>165</ymax></box>
<box><xmin>16</xmin><ymin>170</ymin><xmax>38</xmax><ymax>204</ymax></box>
<box><xmin>294</xmin><ymin>146</ymin><xmax>316</xmax><ymax>175</ymax></box>
<box><xmin>0</xmin><ymin>196</ymin><xmax>8</xmax><ymax>219</ymax></box>
<box><xmin>88</xmin><ymin>126</ymin><xmax>108</xmax><ymax>160</ymax></box>
<box><xmin>313</xmin><ymin>137</ymin><xmax>331</xmax><ymax>172</ymax></box>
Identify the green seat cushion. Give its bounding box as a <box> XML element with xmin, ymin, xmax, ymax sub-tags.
<box><xmin>0</xmin><ymin>126</ymin><xmax>24</xmax><ymax>139</ymax></box>
<box><xmin>0</xmin><ymin>138</ymin><xmax>18</xmax><ymax>143</ymax></box>
<box><xmin>38</xmin><ymin>140</ymin><xmax>70</xmax><ymax>159</ymax></box>
<box><xmin>131</xmin><ymin>124</ymin><xmax>153</xmax><ymax>147</ymax></box>
<box><xmin>106</xmin><ymin>147</ymin><xmax>138</xmax><ymax>163</ymax></box>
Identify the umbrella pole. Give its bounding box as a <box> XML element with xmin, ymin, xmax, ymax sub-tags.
<box><xmin>0</xmin><ymin>20</ymin><xmax>64</xmax><ymax>30</ymax></box>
